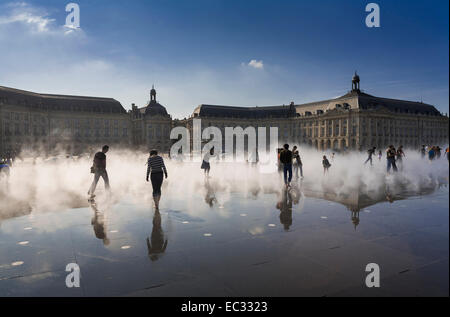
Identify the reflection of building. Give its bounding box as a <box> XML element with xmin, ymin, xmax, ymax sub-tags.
<box><xmin>1</xmin><ymin>73</ymin><xmax>448</xmax><ymax>156</ymax></box>
<box><xmin>301</xmin><ymin>180</ymin><xmax>442</xmax><ymax>228</ymax></box>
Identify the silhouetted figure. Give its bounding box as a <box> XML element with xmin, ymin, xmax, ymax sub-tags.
<box><xmin>322</xmin><ymin>155</ymin><xmax>331</xmax><ymax>174</ymax></box>
<box><xmin>89</xmin><ymin>199</ymin><xmax>110</xmax><ymax>245</ymax></box>
<box><xmin>378</xmin><ymin>150</ymin><xmax>382</xmax><ymax>161</ymax></box>
<box><xmin>428</xmin><ymin>146</ymin><xmax>436</xmax><ymax>161</ymax></box>
<box><xmin>280</xmin><ymin>144</ymin><xmax>293</xmax><ymax>187</ymax></box>
<box><xmin>292</xmin><ymin>146</ymin><xmax>303</xmax><ymax>179</ymax></box>
<box><xmin>88</xmin><ymin>145</ymin><xmax>110</xmax><ymax>199</ymax></box>
<box><xmin>146</xmin><ymin>209</ymin><xmax>168</xmax><ymax>261</ymax></box>
<box><xmin>386</xmin><ymin>145</ymin><xmax>398</xmax><ymax>173</ymax></box>
<box><xmin>364</xmin><ymin>147</ymin><xmax>376</xmax><ymax>166</ymax></box>
<box><xmin>276</xmin><ymin>189</ymin><xmax>293</xmax><ymax>231</ymax></box>
<box><xmin>396</xmin><ymin>145</ymin><xmax>405</xmax><ymax>170</ymax></box>
<box><xmin>146</xmin><ymin>149</ymin><xmax>168</xmax><ymax>209</ymax></box>
<box><xmin>436</xmin><ymin>146</ymin><xmax>442</xmax><ymax>159</ymax></box>
<box><xmin>420</xmin><ymin>145</ymin><xmax>426</xmax><ymax>158</ymax></box>
<box><xmin>201</xmin><ymin>147</ymin><xmax>215</xmax><ymax>177</ymax></box>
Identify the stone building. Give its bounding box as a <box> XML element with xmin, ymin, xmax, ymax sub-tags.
<box><xmin>0</xmin><ymin>86</ymin><xmax>131</xmax><ymax>157</ymax></box>
<box><xmin>0</xmin><ymin>73</ymin><xmax>448</xmax><ymax>158</ymax></box>
<box><xmin>187</xmin><ymin>73</ymin><xmax>449</xmax><ymax>151</ymax></box>
<box><xmin>129</xmin><ymin>86</ymin><xmax>172</xmax><ymax>153</ymax></box>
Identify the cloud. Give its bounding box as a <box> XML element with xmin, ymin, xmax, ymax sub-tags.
<box><xmin>248</xmin><ymin>59</ymin><xmax>264</xmax><ymax>69</ymax></box>
<box><xmin>0</xmin><ymin>2</ymin><xmax>59</xmax><ymax>34</ymax></box>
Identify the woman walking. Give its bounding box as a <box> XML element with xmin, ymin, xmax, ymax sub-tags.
<box><xmin>146</xmin><ymin>149</ymin><xmax>168</xmax><ymax>209</ymax></box>
<box><xmin>322</xmin><ymin>155</ymin><xmax>331</xmax><ymax>174</ymax></box>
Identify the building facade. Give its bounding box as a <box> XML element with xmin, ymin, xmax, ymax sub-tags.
<box><xmin>0</xmin><ymin>86</ymin><xmax>131</xmax><ymax>157</ymax></box>
<box><xmin>187</xmin><ymin>73</ymin><xmax>449</xmax><ymax>151</ymax></box>
<box><xmin>1</xmin><ymin>74</ymin><xmax>448</xmax><ymax>158</ymax></box>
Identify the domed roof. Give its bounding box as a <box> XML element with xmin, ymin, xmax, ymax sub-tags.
<box><xmin>144</xmin><ymin>100</ymin><xmax>168</xmax><ymax>116</ymax></box>
<box><xmin>144</xmin><ymin>86</ymin><xmax>169</xmax><ymax>117</ymax></box>
<box><xmin>352</xmin><ymin>72</ymin><xmax>360</xmax><ymax>82</ymax></box>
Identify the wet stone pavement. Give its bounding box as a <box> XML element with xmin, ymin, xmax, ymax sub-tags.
<box><xmin>0</xmin><ymin>184</ymin><xmax>448</xmax><ymax>297</ymax></box>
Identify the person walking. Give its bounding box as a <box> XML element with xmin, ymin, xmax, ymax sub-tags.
<box><xmin>364</xmin><ymin>147</ymin><xmax>376</xmax><ymax>166</ymax></box>
<box><xmin>396</xmin><ymin>145</ymin><xmax>405</xmax><ymax>170</ymax></box>
<box><xmin>428</xmin><ymin>146</ymin><xmax>436</xmax><ymax>161</ymax></box>
<box><xmin>386</xmin><ymin>145</ymin><xmax>398</xmax><ymax>173</ymax></box>
<box><xmin>322</xmin><ymin>155</ymin><xmax>331</xmax><ymax>174</ymax></box>
<box><xmin>88</xmin><ymin>145</ymin><xmax>110</xmax><ymax>199</ymax></box>
<box><xmin>378</xmin><ymin>150</ymin><xmax>382</xmax><ymax>161</ymax></box>
<box><xmin>420</xmin><ymin>145</ymin><xmax>426</xmax><ymax>158</ymax></box>
<box><xmin>146</xmin><ymin>149</ymin><xmax>168</xmax><ymax>209</ymax></box>
<box><xmin>292</xmin><ymin>146</ymin><xmax>303</xmax><ymax>179</ymax></box>
<box><xmin>201</xmin><ymin>147</ymin><xmax>215</xmax><ymax>177</ymax></box>
<box><xmin>279</xmin><ymin>144</ymin><xmax>293</xmax><ymax>188</ymax></box>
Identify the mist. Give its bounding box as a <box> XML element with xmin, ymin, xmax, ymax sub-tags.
<box><xmin>0</xmin><ymin>146</ymin><xmax>448</xmax><ymax>221</ymax></box>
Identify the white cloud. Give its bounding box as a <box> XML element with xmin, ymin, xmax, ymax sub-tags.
<box><xmin>248</xmin><ymin>59</ymin><xmax>264</xmax><ymax>69</ymax></box>
<box><xmin>0</xmin><ymin>2</ymin><xmax>59</xmax><ymax>34</ymax></box>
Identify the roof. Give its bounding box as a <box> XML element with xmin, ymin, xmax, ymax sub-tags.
<box><xmin>193</xmin><ymin>104</ymin><xmax>297</xmax><ymax>119</ymax></box>
<box><xmin>0</xmin><ymin>85</ymin><xmax>127</xmax><ymax>114</ymax></box>
<box><xmin>144</xmin><ymin>99</ymin><xmax>169</xmax><ymax>117</ymax></box>
<box><xmin>296</xmin><ymin>90</ymin><xmax>442</xmax><ymax>116</ymax></box>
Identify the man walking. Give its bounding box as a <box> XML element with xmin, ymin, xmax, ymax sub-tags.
<box><xmin>279</xmin><ymin>144</ymin><xmax>293</xmax><ymax>188</ymax></box>
<box><xmin>364</xmin><ymin>147</ymin><xmax>376</xmax><ymax>166</ymax></box>
<box><xmin>386</xmin><ymin>145</ymin><xmax>398</xmax><ymax>173</ymax></box>
<box><xmin>88</xmin><ymin>145</ymin><xmax>110</xmax><ymax>199</ymax></box>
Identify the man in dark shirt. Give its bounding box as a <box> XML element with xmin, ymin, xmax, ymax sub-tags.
<box><xmin>88</xmin><ymin>145</ymin><xmax>110</xmax><ymax>198</ymax></box>
<box><xmin>279</xmin><ymin>144</ymin><xmax>293</xmax><ymax>188</ymax></box>
<box><xmin>386</xmin><ymin>145</ymin><xmax>398</xmax><ymax>173</ymax></box>
<box><xmin>364</xmin><ymin>147</ymin><xmax>376</xmax><ymax>166</ymax></box>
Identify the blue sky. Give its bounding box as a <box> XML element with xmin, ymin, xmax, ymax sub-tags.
<box><xmin>0</xmin><ymin>0</ymin><xmax>448</xmax><ymax>118</ymax></box>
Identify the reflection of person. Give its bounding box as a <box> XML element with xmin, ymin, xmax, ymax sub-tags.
<box><xmin>146</xmin><ymin>149</ymin><xmax>168</xmax><ymax>209</ymax></box>
<box><xmin>146</xmin><ymin>209</ymin><xmax>168</xmax><ymax>261</ymax></box>
<box><xmin>89</xmin><ymin>199</ymin><xmax>110</xmax><ymax>245</ymax></box>
<box><xmin>204</xmin><ymin>179</ymin><xmax>218</xmax><ymax>207</ymax></box>
<box><xmin>88</xmin><ymin>145</ymin><xmax>110</xmax><ymax>199</ymax></box>
<box><xmin>276</xmin><ymin>189</ymin><xmax>293</xmax><ymax>231</ymax></box>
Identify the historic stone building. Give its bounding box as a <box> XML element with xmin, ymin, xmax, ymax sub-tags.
<box><xmin>0</xmin><ymin>86</ymin><xmax>131</xmax><ymax>157</ymax></box>
<box><xmin>129</xmin><ymin>86</ymin><xmax>172</xmax><ymax>153</ymax></box>
<box><xmin>187</xmin><ymin>73</ymin><xmax>449</xmax><ymax>151</ymax></box>
<box><xmin>0</xmin><ymin>74</ymin><xmax>448</xmax><ymax>158</ymax></box>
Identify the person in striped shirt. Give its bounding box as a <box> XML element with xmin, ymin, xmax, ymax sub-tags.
<box><xmin>146</xmin><ymin>149</ymin><xmax>168</xmax><ymax>208</ymax></box>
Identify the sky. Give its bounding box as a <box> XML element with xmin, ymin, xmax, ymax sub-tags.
<box><xmin>0</xmin><ymin>0</ymin><xmax>448</xmax><ymax>119</ymax></box>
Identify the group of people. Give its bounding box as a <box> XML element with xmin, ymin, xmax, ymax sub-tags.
<box><xmin>278</xmin><ymin>144</ymin><xmax>305</xmax><ymax>188</ymax></box>
<box><xmin>421</xmin><ymin>145</ymin><xmax>449</xmax><ymax>161</ymax></box>
<box><xmin>88</xmin><ymin>145</ymin><xmax>168</xmax><ymax>209</ymax></box>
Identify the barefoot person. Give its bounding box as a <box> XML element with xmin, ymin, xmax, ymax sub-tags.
<box><xmin>88</xmin><ymin>145</ymin><xmax>110</xmax><ymax>199</ymax></box>
<box><xmin>146</xmin><ymin>149</ymin><xmax>168</xmax><ymax>209</ymax></box>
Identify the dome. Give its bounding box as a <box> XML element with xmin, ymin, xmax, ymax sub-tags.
<box><xmin>144</xmin><ymin>100</ymin><xmax>169</xmax><ymax>116</ymax></box>
<box><xmin>352</xmin><ymin>72</ymin><xmax>360</xmax><ymax>82</ymax></box>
